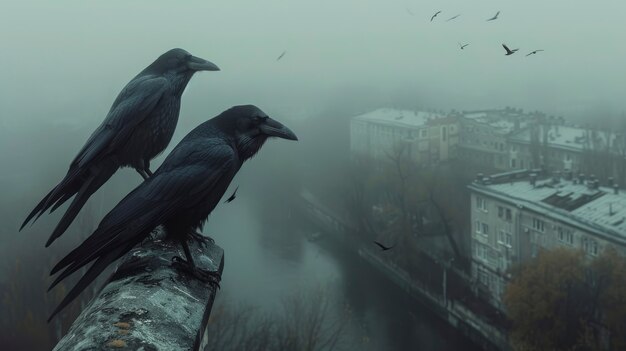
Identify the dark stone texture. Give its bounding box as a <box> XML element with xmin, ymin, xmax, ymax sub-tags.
<box><xmin>53</xmin><ymin>228</ymin><xmax>223</xmax><ymax>351</ymax></box>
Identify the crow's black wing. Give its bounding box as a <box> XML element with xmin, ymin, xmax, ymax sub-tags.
<box><xmin>72</xmin><ymin>75</ymin><xmax>169</xmax><ymax>168</ymax></box>
<box><xmin>47</xmin><ymin>141</ymin><xmax>236</xmax><ymax>320</ymax></box>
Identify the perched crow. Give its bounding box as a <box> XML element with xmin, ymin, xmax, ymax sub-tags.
<box><xmin>374</xmin><ymin>241</ymin><xmax>394</xmax><ymax>251</ymax></box>
<box><xmin>224</xmin><ymin>186</ymin><xmax>238</xmax><ymax>203</ymax></box>
<box><xmin>430</xmin><ymin>10</ymin><xmax>442</xmax><ymax>22</ymax></box>
<box><xmin>21</xmin><ymin>48</ymin><xmax>220</xmax><ymax>247</ymax></box>
<box><xmin>502</xmin><ymin>44</ymin><xmax>519</xmax><ymax>56</ymax></box>
<box><xmin>47</xmin><ymin>105</ymin><xmax>297</xmax><ymax>321</ymax></box>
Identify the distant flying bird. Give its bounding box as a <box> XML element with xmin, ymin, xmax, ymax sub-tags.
<box><xmin>46</xmin><ymin>105</ymin><xmax>298</xmax><ymax>321</ymax></box>
<box><xmin>459</xmin><ymin>43</ymin><xmax>470</xmax><ymax>50</ymax></box>
<box><xmin>502</xmin><ymin>44</ymin><xmax>519</xmax><ymax>56</ymax></box>
<box><xmin>20</xmin><ymin>48</ymin><xmax>220</xmax><ymax>247</ymax></box>
<box><xmin>526</xmin><ymin>49</ymin><xmax>544</xmax><ymax>56</ymax></box>
<box><xmin>430</xmin><ymin>11</ymin><xmax>442</xmax><ymax>21</ymax></box>
<box><xmin>224</xmin><ymin>186</ymin><xmax>238</xmax><ymax>203</ymax></box>
<box><xmin>374</xmin><ymin>241</ymin><xmax>394</xmax><ymax>251</ymax></box>
<box><xmin>276</xmin><ymin>51</ymin><xmax>286</xmax><ymax>61</ymax></box>
<box><xmin>446</xmin><ymin>14</ymin><xmax>461</xmax><ymax>22</ymax></box>
<box><xmin>406</xmin><ymin>7</ymin><xmax>415</xmax><ymax>16</ymax></box>
<box><xmin>486</xmin><ymin>11</ymin><xmax>500</xmax><ymax>21</ymax></box>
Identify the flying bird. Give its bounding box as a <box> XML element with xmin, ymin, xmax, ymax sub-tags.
<box><xmin>276</xmin><ymin>51</ymin><xmax>286</xmax><ymax>61</ymax></box>
<box><xmin>430</xmin><ymin>11</ymin><xmax>442</xmax><ymax>22</ymax></box>
<box><xmin>486</xmin><ymin>11</ymin><xmax>500</xmax><ymax>21</ymax></box>
<box><xmin>21</xmin><ymin>48</ymin><xmax>220</xmax><ymax>247</ymax></box>
<box><xmin>446</xmin><ymin>14</ymin><xmax>461</xmax><ymax>22</ymax></box>
<box><xmin>526</xmin><ymin>49</ymin><xmax>544</xmax><ymax>56</ymax></box>
<box><xmin>46</xmin><ymin>105</ymin><xmax>298</xmax><ymax>321</ymax></box>
<box><xmin>405</xmin><ymin>7</ymin><xmax>415</xmax><ymax>16</ymax></box>
<box><xmin>374</xmin><ymin>241</ymin><xmax>394</xmax><ymax>251</ymax></box>
<box><xmin>502</xmin><ymin>44</ymin><xmax>519</xmax><ymax>56</ymax></box>
<box><xmin>224</xmin><ymin>186</ymin><xmax>238</xmax><ymax>203</ymax></box>
<box><xmin>459</xmin><ymin>43</ymin><xmax>469</xmax><ymax>50</ymax></box>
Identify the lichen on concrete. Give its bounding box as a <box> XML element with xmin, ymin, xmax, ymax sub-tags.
<box><xmin>53</xmin><ymin>228</ymin><xmax>223</xmax><ymax>351</ymax></box>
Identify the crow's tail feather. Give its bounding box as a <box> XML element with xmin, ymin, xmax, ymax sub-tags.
<box><xmin>45</xmin><ymin>161</ymin><xmax>118</xmax><ymax>247</ymax></box>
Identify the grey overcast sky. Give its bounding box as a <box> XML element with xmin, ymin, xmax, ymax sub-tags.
<box><xmin>1</xmin><ymin>0</ymin><xmax>625</xmax><ymax>131</ymax></box>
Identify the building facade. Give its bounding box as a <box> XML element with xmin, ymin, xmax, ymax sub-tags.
<box><xmin>468</xmin><ymin>170</ymin><xmax>626</xmax><ymax>309</ymax></box>
<box><xmin>349</xmin><ymin>108</ymin><xmax>459</xmax><ymax>164</ymax></box>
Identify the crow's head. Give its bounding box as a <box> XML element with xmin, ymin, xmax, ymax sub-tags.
<box><xmin>215</xmin><ymin>105</ymin><xmax>298</xmax><ymax>160</ymax></box>
<box><xmin>144</xmin><ymin>48</ymin><xmax>220</xmax><ymax>75</ymax></box>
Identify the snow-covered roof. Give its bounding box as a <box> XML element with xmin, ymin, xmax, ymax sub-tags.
<box><xmin>461</xmin><ymin>110</ymin><xmax>527</xmax><ymax>135</ymax></box>
<box><xmin>470</xmin><ymin>178</ymin><xmax>626</xmax><ymax>242</ymax></box>
<box><xmin>508</xmin><ymin>125</ymin><xmax>617</xmax><ymax>152</ymax></box>
<box><xmin>352</xmin><ymin>108</ymin><xmax>443</xmax><ymax>129</ymax></box>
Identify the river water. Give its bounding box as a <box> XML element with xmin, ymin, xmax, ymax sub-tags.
<box><xmin>208</xmin><ymin>197</ymin><xmax>482</xmax><ymax>351</ymax></box>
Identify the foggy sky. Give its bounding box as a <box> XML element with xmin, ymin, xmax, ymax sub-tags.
<box><xmin>2</xmin><ymin>0</ymin><xmax>625</xmax><ymax>131</ymax></box>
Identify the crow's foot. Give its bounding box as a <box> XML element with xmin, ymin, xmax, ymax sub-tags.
<box><xmin>171</xmin><ymin>256</ymin><xmax>221</xmax><ymax>288</ymax></box>
<box><xmin>188</xmin><ymin>231</ymin><xmax>214</xmax><ymax>248</ymax></box>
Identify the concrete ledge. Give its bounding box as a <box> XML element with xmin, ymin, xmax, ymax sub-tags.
<box><xmin>53</xmin><ymin>229</ymin><xmax>224</xmax><ymax>351</ymax></box>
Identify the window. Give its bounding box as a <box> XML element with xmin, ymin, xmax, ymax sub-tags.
<box><xmin>557</xmin><ymin>227</ymin><xmax>574</xmax><ymax>245</ymax></box>
<box><xmin>420</xmin><ymin>129</ymin><xmax>428</xmax><ymax>138</ymax></box>
<box><xmin>583</xmin><ymin>237</ymin><xmax>599</xmax><ymax>256</ymax></box>
<box><xmin>505</xmin><ymin>233</ymin><xmax>513</xmax><ymax>247</ymax></box>
<box><xmin>497</xmin><ymin>206</ymin><xmax>513</xmax><ymax>222</ymax></box>
<box><xmin>442</xmin><ymin>126</ymin><xmax>447</xmax><ymax>141</ymax></box>
<box><xmin>498</xmin><ymin>230</ymin><xmax>513</xmax><ymax>248</ymax></box>
<box><xmin>476</xmin><ymin>197</ymin><xmax>488</xmax><ymax>212</ymax></box>
<box><xmin>511</xmin><ymin>159</ymin><xmax>517</xmax><ymax>168</ymax></box>
<box><xmin>532</xmin><ymin>218</ymin><xmax>545</xmax><ymax>232</ymax></box>
<box><xmin>475</xmin><ymin>220</ymin><xmax>481</xmax><ymax>234</ymax></box>
<box><xmin>482</xmin><ymin>223</ymin><xmax>490</xmax><ymax>235</ymax></box>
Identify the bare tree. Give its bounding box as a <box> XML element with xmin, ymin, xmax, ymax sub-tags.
<box><xmin>204</xmin><ymin>285</ymin><xmax>350</xmax><ymax>351</ymax></box>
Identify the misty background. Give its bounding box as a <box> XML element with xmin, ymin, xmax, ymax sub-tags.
<box><xmin>1</xmin><ymin>0</ymin><xmax>625</xmax><ymax>350</ymax></box>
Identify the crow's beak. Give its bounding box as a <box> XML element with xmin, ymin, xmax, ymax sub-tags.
<box><xmin>187</xmin><ymin>56</ymin><xmax>220</xmax><ymax>71</ymax></box>
<box><xmin>259</xmin><ymin>117</ymin><xmax>298</xmax><ymax>141</ymax></box>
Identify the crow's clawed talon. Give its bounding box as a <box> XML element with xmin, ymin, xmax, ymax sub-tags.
<box><xmin>188</xmin><ymin>231</ymin><xmax>215</xmax><ymax>248</ymax></box>
<box><xmin>171</xmin><ymin>256</ymin><xmax>221</xmax><ymax>289</ymax></box>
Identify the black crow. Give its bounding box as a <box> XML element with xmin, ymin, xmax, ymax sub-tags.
<box><xmin>374</xmin><ymin>241</ymin><xmax>394</xmax><ymax>251</ymax></box>
<box><xmin>276</xmin><ymin>51</ymin><xmax>286</xmax><ymax>61</ymax></box>
<box><xmin>459</xmin><ymin>43</ymin><xmax>469</xmax><ymax>50</ymax></box>
<box><xmin>446</xmin><ymin>14</ymin><xmax>461</xmax><ymax>22</ymax></box>
<box><xmin>224</xmin><ymin>186</ymin><xmax>238</xmax><ymax>203</ymax></box>
<box><xmin>430</xmin><ymin>11</ymin><xmax>442</xmax><ymax>22</ymax></box>
<box><xmin>526</xmin><ymin>49</ymin><xmax>544</xmax><ymax>56</ymax></box>
<box><xmin>21</xmin><ymin>48</ymin><xmax>220</xmax><ymax>247</ymax></box>
<box><xmin>46</xmin><ymin>105</ymin><xmax>297</xmax><ymax>321</ymax></box>
<box><xmin>502</xmin><ymin>44</ymin><xmax>519</xmax><ymax>56</ymax></box>
<box><xmin>486</xmin><ymin>11</ymin><xmax>500</xmax><ymax>21</ymax></box>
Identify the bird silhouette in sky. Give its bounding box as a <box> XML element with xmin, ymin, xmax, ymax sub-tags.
<box><xmin>406</xmin><ymin>7</ymin><xmax>415</xmax><ymax>16</ymax></box>
<box><xmin>224</xmin><ymin>186</ymin><xmax>238</xmax><ymax>203</ymax></box>
<box><xmin>276</xmin><ymin>51</ymin><xmax>286</xmax><ymax>61</ymax></box>
<box><xmin>430</xmin><ymin>11</ymin><xmax>442</xmax><ymax>22</ymax></box>
<box><xmin>526</xmin><ymin>49</ymin><xmax>544</xmax><ymax>56</ymax></box>
<box><xmin>459</xmin><ymin>43</ymin><xmax>469</xmax><ymax>50</ymax></box>
<box><xmin>446</xmin><ymin>14</ymin><xmax>461</xmax><ymax>22</ymax></box>
<box><xmin>374</xmin><ymin>241</ymin><xmax>395</xmax><ymax>251</ymax></box>
<box><xmin>502</xmin><ymin>44</ymin><xmax>519</xmax><ymax>56</ymax></box>
<box><xmin>487</xmin><ymin>11</ymin><xmax>500</xmax><ymax>21</ymax></box>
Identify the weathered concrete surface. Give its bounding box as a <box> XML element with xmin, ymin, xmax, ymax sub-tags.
<box><xmin>53</xmin><ymin>228</ymin><xmax>223</xmax><ymax>351</ymax></box>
